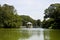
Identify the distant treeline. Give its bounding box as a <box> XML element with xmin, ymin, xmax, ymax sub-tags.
<box><xmin>0</xmin><ymin>4</ymin><xmax>41</xmax><ymax>28</ymax></box>
<box><xmin>0</xmin><ymin>3</ymin><xmax>60</xmax><ymax>29</ymax></box>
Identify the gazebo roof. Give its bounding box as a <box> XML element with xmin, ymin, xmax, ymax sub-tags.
<box><xmin>27</xmin><ymin>22</ymin><xmax>32</xmax><ymax>24</ymax></box>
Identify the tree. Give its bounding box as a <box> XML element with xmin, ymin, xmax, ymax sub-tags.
<box><xmin>43</xmin><ymin>3</ymin><xmax>60</xmax><ymax>29</ymax></box>
<box><xmin>0</xmin><ymin>4</ymin><xmax>22</xmax><ymax>28</ymax></box>
<box><xmin>44</xmin><ymin>3</ymin><xmax>60</xmax><ymax>19</ymax></box>
<box><xmin>20</xmin><ymin>15</ymin><xmax>36</xmax><ymax>26</ymax></box>
<box><xmin>36</xmin><ymin>19</ymin><xmax>41</xmax><ymax>27</ymax></box>
<box><xmin>42</xmin><ymin>18</ymin><xmax>54</xmax><ymax>28</ymax></box>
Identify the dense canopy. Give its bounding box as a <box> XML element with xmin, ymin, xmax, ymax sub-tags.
<box><xmin>0</xmin><ymin>4</ymin><xmax>22</xmax><ymax>28</ymax></box>
<box><xmin>43</xmin><ymin>3</ymin><xmax>60</xmax><ymax>29</ymax></box>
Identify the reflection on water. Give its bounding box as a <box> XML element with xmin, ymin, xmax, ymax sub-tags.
<box><xmin>19</xmin><ymin>28</ymin><xmax>44</xmax><ymax>40</ymax></box>
<box><xmin>49</xmin><ymin>30</ymin><xmax>60</xmax><ymax>40</ymax></box>
<box><xmin>0</xmin><ymin>28</ymin><xmax>60</xmax><ymax>40</ymax></box>
<box><xmin>44</xmin><ymin>29</ymin><xmax>60</xmax><ymax>40</ymax></box>
<box><xmin>0</xmin><ymin>28</ymin><xmax>30</xmax><ymax>40</ymax></box>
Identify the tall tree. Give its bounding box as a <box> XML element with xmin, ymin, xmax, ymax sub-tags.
<box><xmin>0</xmin><ymin>4</ymin><xmax>22</xmax><ymax>28</ymax></box>
<box><xmin>43</xmin><ymin>3</ymin><xmax>60</xmax><ymax>29</ymax></box>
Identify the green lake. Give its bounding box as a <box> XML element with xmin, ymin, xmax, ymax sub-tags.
<box><xmin>0</xmin><ymin>28</ymin><xmax>60</xmax><ymax>40</ymax></box>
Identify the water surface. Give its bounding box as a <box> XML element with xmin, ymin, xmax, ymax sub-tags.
<box><xmin>0</xmin><ymin>28</ymin><xmax>60</xmax><ymax>40</ymax></box>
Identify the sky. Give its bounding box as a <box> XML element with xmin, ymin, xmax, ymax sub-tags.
<box><xmin>0</xmin><ymin>0</ymin><xmax>60</xmax><ymax>21</ymax></box>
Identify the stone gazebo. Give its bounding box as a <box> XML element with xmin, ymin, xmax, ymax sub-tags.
<box><xmin>27</xmin><ymin>22</ymin><xmax>33</xmax><ymax>28</ymax></box>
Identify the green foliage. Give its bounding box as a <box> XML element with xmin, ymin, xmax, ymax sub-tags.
<box><xmin>36</xmin><ymin>19</ymin><xmax>41</xmax><ymax>27</ymax></box>
<box><xmin>0</xmin><ymin>4</ymin><xmax>41</xmax><ymax>28</ymax></box>
<box><xmin>42</xmin><ymin>18</ymin><xmax>54</xmax><ymax>28</ymax></box>
<box><xmin>43</xmin><ymin>3</ymin><xmax>60</xmax><ymax>29</ymax></box>
<box><xmin>0</xmin><ymin>4</ymin><xmax>22</xmax><ymax>28</ymax></box>
<box><xmin>44</xmin><ymin>3</ymin><xmax>60</xmax><ymax>19</ymax></box>
<box><xmin>20</xmin><ymin>15</ymin><xmax>36</xmax><ymax>26</ymax></box>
